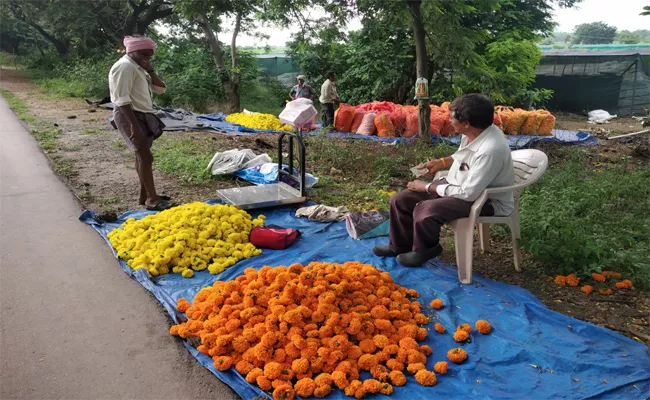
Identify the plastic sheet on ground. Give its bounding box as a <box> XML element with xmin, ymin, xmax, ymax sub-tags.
<box><xmin>80</xmin><ymin>204</ymin><xmax>648</xmax><ymax>400</ymax></box>
<box><xmin>195</xmin><ymin>115</ymin><xmax>598</xmax><ymax>149</ymax></box>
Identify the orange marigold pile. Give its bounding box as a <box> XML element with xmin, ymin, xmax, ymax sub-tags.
<box><xmin>615</xmin><ymin>279</ymin><xmax>633</xmax><ymax>289</ymax></box>
<box><xmin>169</xmin><ymin>261</ymin><xmax>436</xmax><ymax>398</ymax></box>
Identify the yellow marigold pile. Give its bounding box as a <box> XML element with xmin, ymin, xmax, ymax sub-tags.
<box><xmin>226</xmin><ymin>112</ymin><xmax>293</xmax><ymax>132</ymax></box>
<box><xmin>170</xmin><ymin>261</ymin><xmax>440</xmax><ymax>398</ymax></box>
<box><xmin>107</xmin><ymin>202</ymin><xmax>265</xmax><ymax>277</ymax></box>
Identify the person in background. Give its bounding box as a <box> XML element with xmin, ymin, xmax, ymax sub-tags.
<box><xmin>373</xmin><ymin>94</ymin><xmax>515</xmax><ymax>267</ymax></box>
<box><xmin>109</xmin><ymin>36</ymin><xmax>172</xmax><ymax>211</ymax></box>
<box><xmin>289</xmin><ymin>75</ymin><xmax>313</xmax><ymax>100</ymax></box>
<box><xmin>319</xmin><ymin>71</ymin><xmax>340</xmax><ymax>127</ymax></box>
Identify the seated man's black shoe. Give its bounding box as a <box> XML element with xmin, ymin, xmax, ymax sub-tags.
<box><xmin>372</xmin><ymin>245</ymin><xmax>399</xmax><ymax>257</ymax></box>
<box><xmin>396</xmin><ymin>244</ymin><xmax>443</xmax><ymax>267</ymax></box>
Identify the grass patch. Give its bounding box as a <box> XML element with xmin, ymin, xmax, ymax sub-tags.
<box><xmin>518</xmin><ymin>149</ymin><xmax>650</xmax><ymax>289</ymax></box>
<box><xmin>50</xmin><ymin>155</ymin><xmax>76</xmax><ymax>178</ymax></box>
<box><xmin>62</xmin><ymin>145</ymin><xmax>82</xmax><ymax>152</ymax></box>
<box><xmin>304</xmin><ymin>137</ymin><xmax>455</xmax><ymax>211</ymax></box>
<box><xmin>102</xmin><ymin>196</ymin><xmax>121</xmax><ymax>206</ymax></box>
<box><xmin>32</xmin><ymin>127</ymin><xmax>62</xmax><ymax>151</ymax></box>
<box><xmin>0</xmin><ymin>88</ymin><xmax>36</xmax><ymax>122</ymax></box>
<box><xmin>153</xmin><ymin>136</ymin><xmax>224</xmax><ymax>184</ymax></box>
<box><xmin>34</xmin><ymin>78</ymin><xmax>92</xmax><ymax>98</ymax></box>
<box><xmin>81</xmin><ymin>128</ymin><xmax>104</xmax><ymax>135</ymax></box>
<box><xmin>111</xmin><ymin>139</ymin><xmax>126</xmax><ymax>150</ymax></box>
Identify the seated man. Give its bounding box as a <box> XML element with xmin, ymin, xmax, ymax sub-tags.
<box><xmin>373</xmin><ymin>94</ymin><xmax>515</xmax><ymax>267</ymax></box>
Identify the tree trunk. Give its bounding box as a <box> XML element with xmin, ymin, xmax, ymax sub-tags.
<box><xmin>407</xmin><ymin>0</ymin><xmax>431</xmax><ymax>141</ymax></box>
<box><xmin>136</xmin><ymin>0</ymin><xmax>173</xmax><ymax>35</ymax></box>
<box><xmin>196</xmin><ymin>13</ymin><xmax>240</xmax><ymax>113</ymax></box>
<box><xmin>32</xmin><ymin>31</ymin><xmax>44</xmax><ymax>57</ymax></box>
<box><xmin>29</xmin><ymin>22</ymin><xmax>69</xmax><ymax>56</ymax></box>
<box><xmin>226</xmin><ymin>12</ymin><xmax>242</xmax><ymax>113</ymax></box>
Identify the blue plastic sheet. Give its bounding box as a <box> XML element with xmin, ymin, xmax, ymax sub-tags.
<box><xmin>80</xmin><ymin>203</ymin><xmax>648</xmax><ymax>400</ymax></box>
<box><xmin>194</xmin><ymin>115</ymin><xmax>598</xmax><ymax>150</ymax></box>
<box><xmin>235</xmin><ymin>164</ymin><xmax>319</xmax><ymax>188</ymax></box>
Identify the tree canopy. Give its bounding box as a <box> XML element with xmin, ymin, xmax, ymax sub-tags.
<box><xmin>571</xmin><ymin>22</ymin><xmax>618</xmax><ymax>45</ymax></box>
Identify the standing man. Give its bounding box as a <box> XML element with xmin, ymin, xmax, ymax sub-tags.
<box><xmin>373</xmin><ymin>94</ymin><xmax>515</xmax><ymax>267</ymax></box>
<box><xmin>109</xmin><ymin>36</ymin><xmax>172</xmax><ymax>211</ymax></box>
<box><xmin>319</xmin><ymin>71</ymin><xmax>340</xmax><ymax>127</ymax></box>
<box><xmin>289</xmin><ymin>75</ymin><xmax>313</xmax><ymax>100</ymax></box>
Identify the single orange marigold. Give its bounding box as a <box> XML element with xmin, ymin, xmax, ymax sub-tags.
<box><xmin>414</xmin><ymin>369</ymin><xmax>437</xmax><ymax>386</ymax></box>
<box><xmin>458</xmin><ymin>323</ymin><xmax>471</xmax><ymax>334</ymax></box>
<box><xmin>434</xmin><ymin>323</ymin><xmax>446</xmax><ymax>334</ymax></box>
<box><xmin>434</xmin><ymin>361</ymin><xmax>448</xmax><ymax>374</ymax></box>
<box><xmin>389</xmin><ymin>370</ymin><xmax>407</xmax><ymax>386</ymax></box>
<box><xmin>581</xmin><ymin>285</ymin><xmax>593</xmax><ymax>294</ymax></box>
<box><xmin>430</xmin><ymin>298</ymin><xmax>444</xmax><ymax>309</ymax></box>
<box><xmin>294</xmin><ymin>378</ymin><xmax>316</xmax><ymax>397</ymax></box>
<box><xmin>592</xmin><ymin>273</ymin><xmax>606</xmax><ymax>282</ymax></box>
<box><xmin>447</xmin><ymin>347</ymin><xmax>468</xmax><ymax>364</ymax></box>
<box><xmin>599</xmin><ymin>288</ymin><xmax>613</xmax><ymax>295</ymax></box>
<box><xmin>554</xmin><ymin>275</ymin><xmax>567</xmax><ymax>286</ymax></box>
<box><xmin>453</xmin><ymin>329</ymin><xmax>470</xmax><ymax>342</ymax></box>
<box><xmin>475</xmin><ymin>320</ymin><xmax>492</xmax><ymax>334</ymax></box>
<box><xmin>272</xmin><ymin>384</ymin><xmax>295</xmax><ymax>400</ymax></box>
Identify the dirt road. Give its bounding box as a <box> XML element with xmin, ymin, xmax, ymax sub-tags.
<box><xmin>0</xmin><ymin>96</ymin><xmax>237</xmax><ymax>399</ymax></box>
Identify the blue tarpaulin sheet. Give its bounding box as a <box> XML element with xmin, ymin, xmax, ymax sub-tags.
<box><xmin>195</xmin><ymin>114</ymin><xmax>598</xmax><ymax>150</ymax></box>
<box><xmin>80</xmin><ymin>203</ymin><xmax>648</xmax><ymax>400</ymax></box>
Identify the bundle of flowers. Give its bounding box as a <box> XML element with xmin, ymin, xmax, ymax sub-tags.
<box><xmin>170</xmin><ymin>261</ymin><xmax>449</xmax><ymax>398</ymax></box>
<box><xmin>226</xmin><ymin>112</ymin><xmax>293</xmax><ymax>132</ymax></box>
<box><xmin>108</xmin><ymin>202</ymin><xmax>265</xmax><ymax>277</ymax></box>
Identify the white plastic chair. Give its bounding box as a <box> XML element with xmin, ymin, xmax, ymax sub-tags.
<box><xmin>434</xmin><ymin>149</ymin><xmax>549</xmax><ymax>283</ymax></box>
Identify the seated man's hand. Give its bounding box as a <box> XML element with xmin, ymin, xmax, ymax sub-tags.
<box><xmin>423</xmin><ymin>159</ymin><xmax>444</xmax><ymax>176</ymax></box>
<box><xmin>407</xmin><ymin>180</ymin><xmax>433</xmax><ymax>193</ymax></box>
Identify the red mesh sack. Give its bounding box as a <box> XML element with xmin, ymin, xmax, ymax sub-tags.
<box><xmin>493</xmin><ymin>112</ymin><xmax>503</xmax><ymax>131</ymax></box>
<box><xmin>430</xmin><ymin>113</ymin><xmax>444</xmax><ymax>135</ymax></box>
<box><xmin>350</xmin><ymin>110</ymin><xmax>367</xmax><ymax>133</ymax></box>
<box><xmin>374</xmin><ymin>112</ymin><xmax>396</xmax><ymax>137</ymax></box>
<box><xmin>334</xmin><ymin>103</ymin><xmax>356</xmax><ymax>132</ymax></box>
<box><xmin>390</xmin><ymin>110</ymin><xmax>407</xmax><ymax>136</ymax></box>
<box><xmin>440</xmin><ymin>114</ymin><xmax>456</xmax><ymax>137</ymax></box>
<box><xmin>403</xmin><ymin>113</ymin><xmax>420</xmax><ymax>138</ymax></box>
<box><xmin>356</xmin><ymin>112</ymin><xmax>377</xmax><ymax>135</ymax></box>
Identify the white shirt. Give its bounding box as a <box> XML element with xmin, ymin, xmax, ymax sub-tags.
<box><xmin>436</xmin><ymin>124</ymin><xmax>515</xmax><ymax>216</ymax></box>
<box><xmin>319</xmin><ymin>79</ymin><xmax>338</xmax><ymax>104</ymax></box>
<box><xmin>108</xmin><ymin>55</ymin><xmax>166</xmax><ymax>113</ymax></box>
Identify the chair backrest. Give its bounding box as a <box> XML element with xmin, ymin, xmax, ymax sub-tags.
<box><xmin>510</xmin><ymin>149</ymin><xmax>549</xmax><ymax>195</ymax></box>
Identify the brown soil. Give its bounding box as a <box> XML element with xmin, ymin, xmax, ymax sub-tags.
<box><xmin>1</xmin><ymin>67</ymin><xmax>648</xmax><ymax>345</ymax></box>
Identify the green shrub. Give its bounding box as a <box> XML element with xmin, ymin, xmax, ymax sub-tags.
<box><xmin>519</xmin><ymin>152</ymin><xmax>650</xmax><ymax>288</ymax></box>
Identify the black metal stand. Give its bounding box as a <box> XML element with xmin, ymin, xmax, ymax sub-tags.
<box><xmin>277</xmin><ymin>128</ymin><xmax>306</xmax><ymax>197</ymax></box>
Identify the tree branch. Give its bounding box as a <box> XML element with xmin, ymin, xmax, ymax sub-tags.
<box><xmin>195</xmin><ymin>13</ymin><xmax>227</xmax><ymax>76</ymax></box>
<box><xmin>231</xmin><ymin>12</ymin><xmax>242</xmax><ymax>71</ymax></box>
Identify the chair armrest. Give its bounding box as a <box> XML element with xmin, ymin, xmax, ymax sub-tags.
<box><xmin>468</xmin><ymin>190</ymin><xmax>490</xmax><ymax>222</ymax></box>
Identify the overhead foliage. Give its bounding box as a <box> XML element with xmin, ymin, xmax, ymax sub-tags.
<box><xmin>290</xmin><ymin>0</ymin><xmax>579</xmax><ymax>106</ymax></box>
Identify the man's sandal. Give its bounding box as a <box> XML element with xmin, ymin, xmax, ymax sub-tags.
<box><xmin>140</xmin><ymin>195</ymin><xmax>171</xmax><ymax>206</ymax></box>
<box><xmin>146</xmin><ymin>198</ymin><xmax>174</xmax><ymax>211</ymax></box>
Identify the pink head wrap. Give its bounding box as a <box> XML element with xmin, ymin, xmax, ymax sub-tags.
<box><xmin>123</xmin><ymin>36</ymin><xmax>157</xmax><ymax>53</ymax></box>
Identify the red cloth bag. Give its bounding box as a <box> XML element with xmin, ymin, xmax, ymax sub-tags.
<box><xmin>249</xmin><ymin>225</ymin><xmax>300</xmax><ymax>250</ymax></box>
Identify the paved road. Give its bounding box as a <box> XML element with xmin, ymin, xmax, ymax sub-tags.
<box><xmin>0</xmin><ymin>96</ymin><xmax>238</xmax><ymax>399</ymax></box>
